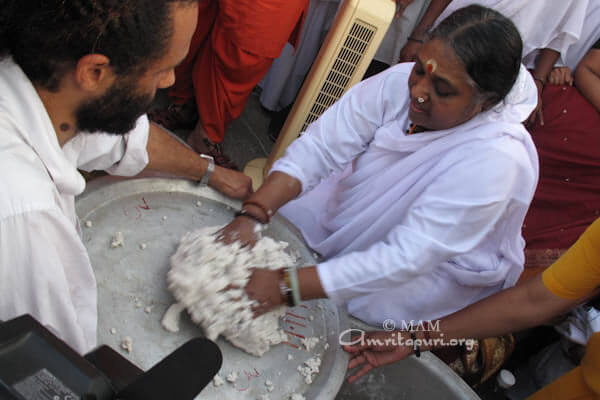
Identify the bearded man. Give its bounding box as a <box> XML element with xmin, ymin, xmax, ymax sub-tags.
<box><xmin>0</xmin><ymin>0</ymin><xmax>252</xmax><ymax>353</ymax></box>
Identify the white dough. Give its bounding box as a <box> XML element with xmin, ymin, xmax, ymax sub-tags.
<box><xmin>139</xmin><ymin>243</ymin><xmax>147</xmax><ymax>250</ymax></box>
<box><xmin>84</xmin><ymin>220</ymin><xmax>93</xmax><ymax>228</ymax></box>
<box><xmin>213</xmin><ymin>375</ymin><xmax>225</xmax><ymax>387</ymax></box>
<box><xmin>297</xmin><ymin>357</ymin><xmax>321</xmax><ymax>384</ymax></box>
<box><xmin>110</xmin><ymin>328</ymin><xmax>117</xmax><ymax>335</ymax></box>
<box><xmin>258</xmin><ymin>395</ymin><xmax>271</xmax><ymax>400</ymax></box>
<box><xmin>162</xmin><ymin>216</ymin><xmax>168</xmax><ymax>221</ymax></box>
<box><xmin>287</xmin><ymin>354</ymin><xmax>294</xmax><ymax>361</ymax></box>
<box><xmin>168</xmin><ymin>226</ymin><xmax>297</xmax><ymax>356</ymax></box>
<box><xmin>121</xmin><ymin>337</ymin><xmax>133</xmax><ymax>353</ymax></box>
<box><xmin>290</xmin><ymin>394</ymin><xmax>306</xmax><ymax>400</ymax></box>
<box><xmin>110</xmin><ymin>231</ymin><xmax>124</xmax><ymax>248</ymax></box>
<box><xmin>301</xmin><ymin>337</ymin><xmax>319</xmax><ymax>352</ymax></box>
<box><xmin>196</xmin><ymin>200</ymin><xmax>203</xmax><ymax>207</ymax></box>
<box><xmin>226</xmin><ymin>371</ymin><xmax>238</xmax><ymax>383</ymax></box>
<box><xmin>144</xmin><ymin>306</ymin><xmax>153</xmax><ymax>314</ymax></box>
<box><xmin>161</xmin><ymin>302</ymin><xmax>186</xmax><ymax>333</ymax></box>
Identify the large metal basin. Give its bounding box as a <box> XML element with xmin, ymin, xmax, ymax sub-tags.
<box><xmin>335</xmin><ymin>318</ymin><xmax>481</xmax><ymax>400</ymax></box>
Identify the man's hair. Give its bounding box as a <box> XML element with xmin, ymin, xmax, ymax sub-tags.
<box><xmin>429</xmin><ymin>5</ymin><xmax>523</xmax><ymax>107</ymax></box>
<box><xmin>0</xmin><ymin>0</ymin><xmax>196</xmax><ymax>91</ymax></box>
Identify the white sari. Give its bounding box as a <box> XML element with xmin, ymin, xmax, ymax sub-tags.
<box><xmin>273</xmin><ymin>62</ymin><xmax>538</xmax><ymax>325</ymax></box>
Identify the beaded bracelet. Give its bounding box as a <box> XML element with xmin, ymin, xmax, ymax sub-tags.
<box><xmin>234</xmin><ymin>209</ymin><xmax>266</xmax><ymax>225</ymax></box>
<box><xmin>242</xmin><ymin>200</ymin><xmax>272</xmax><ymax>224</ymax></box>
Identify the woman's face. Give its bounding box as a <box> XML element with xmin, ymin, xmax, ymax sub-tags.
<box><xmin>408</xmin><ymin>38</ymin><xmax>487</xmax><ymax>131</ymax></box>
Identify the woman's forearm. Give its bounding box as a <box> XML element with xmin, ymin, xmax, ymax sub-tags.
<box><xmin>242</xmin><ymin>171</ymin><xmax>302</xmax><ymax>217</ymax></box>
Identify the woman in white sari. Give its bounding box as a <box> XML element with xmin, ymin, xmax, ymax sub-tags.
<box><xmin>222</xmin><ymin>5</ymin><xmax>539</xmax><ymax>328</ymax></box>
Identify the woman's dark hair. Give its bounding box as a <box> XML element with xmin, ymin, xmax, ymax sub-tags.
<box><xmin>0</xmin><ymin>0</ymin><xmax>196</xmax><ymax>92</ymax></box>
<box><xmin>429</xmin><ymin>5</ymin><xmax>523</xmax><ymax>107</ymax></box>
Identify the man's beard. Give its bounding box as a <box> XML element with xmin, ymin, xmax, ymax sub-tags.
<box><xmin>75</xmin><ymin>77</ymin><xmax>154</xmax><ymax>135</ymax></box>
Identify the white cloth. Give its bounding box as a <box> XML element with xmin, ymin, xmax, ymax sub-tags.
<box><xmin>260</xmin><ymin>0</ymin><xmax>341</xmax><ymax>111</ymax></box>
<box><xmin>273</xmin><ymin>62</ymin><xmax>538</xmax><ymax>326</ymax></box>
<box><xmin>0</xmin><ymin>58</ymin><xmax>150</xmax><ymax>353</ymax></box>
<box><xmin>435</xmin><ymin>0</ymin><xmax>593</xmax><ymax>71</ymax></box>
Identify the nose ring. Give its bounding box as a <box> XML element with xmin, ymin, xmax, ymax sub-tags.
<box><xmin>417</xmin><ymin>97</ymin><xmax>425</xmax><ymax>104</ymax></box>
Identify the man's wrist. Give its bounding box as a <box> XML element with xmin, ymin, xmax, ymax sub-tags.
<box><xmin>198</xmin><ymin>154</ymin><xmax>214</xmax><ymax>185</ymax></box>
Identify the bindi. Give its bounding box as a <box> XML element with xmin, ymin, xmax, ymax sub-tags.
<box><xmin>426</xmin><ymin>59</ymin><xmax>438</xmax><ymax>73</ymax></box>
<box><xmin>59</xmin><ymin>123</ymin><xmax>71</xmax><ymax>132</ymax></box>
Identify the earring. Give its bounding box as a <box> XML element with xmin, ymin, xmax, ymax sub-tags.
<box><xmin>417</xmin><ymin>97</ymin><xmax>425</xmax><ymax>103</ymax></box>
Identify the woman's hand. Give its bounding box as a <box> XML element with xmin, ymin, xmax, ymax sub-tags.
<box><xmin>217</xmin><ymin>216</ymin><xmax>260</xmax><ymax>247</ymax></box>
<box><xmin>343</xmin><ymin>330</ymin><xmax>413</xmax><ymax>383</ymax></box>
<box><xmin>245</xmin><ymin>268</ymin><xmax>283</xmax><ymax>316</ymax></box>
<box><xmin>548</xmin><ymin>67</ymin><xmax>573</xmax><ymax>86</ymax></box>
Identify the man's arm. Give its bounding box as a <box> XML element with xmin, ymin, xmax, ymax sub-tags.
<box><xmin>575</xmin><ymin>48</ymin><xmax>600</xmax><ymax>112</ymax></box>
<box><xmin>144</xmin><ymin>123</ymin><xmax>252</xmax><ymax>199</ymax></box>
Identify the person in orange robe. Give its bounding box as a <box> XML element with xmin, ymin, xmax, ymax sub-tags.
<box><xmin>151</xmin><ymin>0</ymin><xmax>309</xmax><ymax>168</ymax></box>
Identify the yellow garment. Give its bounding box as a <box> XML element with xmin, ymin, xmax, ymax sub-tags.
<box><xmin>529</xmin><ymin>218</ymin><xmax>600</xmax><ymax>399</ymax></box>
<box><xmin>543</xmin><ymin>217</ymin><xmax>600</xmax><ymax>300</ymax></box>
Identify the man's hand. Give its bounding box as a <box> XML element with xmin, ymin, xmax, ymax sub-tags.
<box><xmin>209</xmin><ymin>166</ymin><xmax>253</xmax><ymax>200</ymax></box>
<box><xmin>548</xmin><ymin>67</ymin><xmax>573</xmax><ymax>86</ymax></box>
<box><xmin>343</xmin><ymin>331</ymin><xmax>413</xmax><ymax>383</ymax></box>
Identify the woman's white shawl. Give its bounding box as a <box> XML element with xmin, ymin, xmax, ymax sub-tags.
<box><xmin>272</xmin><ymin>63</ymin><xmax>538</xmax><ymax>325</ymax></box>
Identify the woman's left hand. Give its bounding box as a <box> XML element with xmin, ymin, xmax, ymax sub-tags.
<box><xmin>343</xmin><ymin>331</ymin><xmax>414</xmax><ymax>383</ymax></box>
<box><xmin>245</xmin><ymin>268</ymin><xmax>283</xmax><ymax>316</ymax></box>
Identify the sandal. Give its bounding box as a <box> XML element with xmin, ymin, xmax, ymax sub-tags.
<box><xmin>187</xmin><ymin>134</ymin><xmax>239</xmax><ymax>171</ymax></box>
<box><xmin>202</xmin><ymin>139</ymin><xmax>239</xmax><ymax>171</ymax></box>
<box><xmin>433</xmin><ymin>334</ymin><xmax>515</xmax><ymax>387</ymax></box>
<box><xmin>148</xmin><ymin>101</ymin><xmax>198</xmax><ymax>131</ymax></box>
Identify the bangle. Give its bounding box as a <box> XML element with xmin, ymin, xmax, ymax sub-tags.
<box><xmin>234</xmin><ymin>209</ymin><xmax>266</xmax><ymax>224</ymax></box>
<box><xmin>198</xmin><ymin>154</ymin><xmax>214</xmax><ymax>185</ymax></box>
<box><xmin>242</xmin><ymin>200</ymin><xmax>272</xmax><ymax>224</ymax></box>
<box><xmin>286</xmin><ymin>267</ymin><xmax>301</xmax><ymax>306</ymax></box>
<box><xmin>279</xmin><ymin>269</ymin><xmax>294</xmax><ymax>306</ymax></box>
<box><xmin>407</xmin><ymin>36</ymin><xmax>424</xmax><ymax>44</ymax></box>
